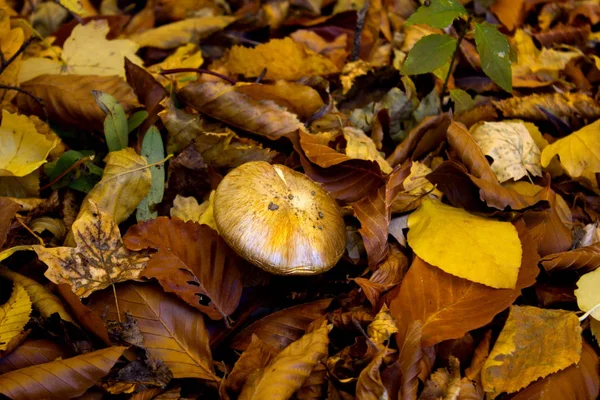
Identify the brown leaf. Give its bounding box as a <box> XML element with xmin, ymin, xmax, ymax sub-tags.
<box><xmin>238</xmin><ymin>321</ymin><xmax>330</xmax><ymax>400</ymax></box>
<box><xmin>124</xmin><ymin>57</ymin><xmax>166</xmax><ymax>124</ymax></box>
<box><xmin>87</xmin><ymin>282</ymin><xmax>217</xmax><ymax>380</ymax></box>
<box><xmin>446</xmin><ymin>121</ymin><xmax>497</xmax><ymax>183</ymax></box>
<box><xmin>296</xmin><ymin>363</ymin><xmax>328</xmax><ymax>400</ymax></box>
<box><xmin>398</xmin><ymin>321</ymin><xmax>422</xmax><ymax>400</ymax></box>
<box><xmin>178</xmin><ymin>81</ymin><xmax>304</xmax><ymax>141</ymax></box>
<box><xmin>533</xmin><ymin>24</ymin><xmax>591</xmax><ymax>48</ymax></box>
<box><xmin>226</xmin><ymin>334</ymin><xmax>278</xmax><ymax>394</ymax></box>
<box><xmin>15</xmin><ymin>74</ymin><xmax>140</xmax><ymax>129</ymax></box>
<box><xmin>0</xmin><ymin>339</ymin><xmax>66</xmax><ymax>374</ymax></box>
<box><xmin>352</xmin><ymin>164</ymin><xmax>410</xmax><ymax>267</ymax></box>
<box><xmin>390</xmin><ymin>221</ymin><xmax>538</xmax><ymax>347</ymax></box>
<box><xmin>0</xmin><ymin>346</ymin><xmax>127</xmax><ymax>400</ymax></box>
<box><xmin>494</xmin><ymin>93</ymin><xmax>600</xmax><ymax>121</ymax></box>
<box><xmin>0</xmin><ymin>198</ymin><xmax>19</xmax><ymax>248</ymax></box>
<box><xmin>231</xmin><ymin>298</ymin><xmax>332</xmax><ymax>352</ymax></box>
<box><xmin>506</xmin><ymin>339</ymin><xmax>599</xmax><ymax>400</ymax></box>
<box><xmin>356</xmin><ymin>348</ymin><xmax>392</xmax><ymax>400</ymax></box>
<box><xmin>541</xmin><ymin>241</ymin><xmax>600</xmax><ymax>273</ymax></box>
<box><xmin>124</xmin><ymin>217</ymin><xmax>247</xmax><ymax>320</ymax></box>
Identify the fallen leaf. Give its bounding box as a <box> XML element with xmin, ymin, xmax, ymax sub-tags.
<box><xmin>19</xmin><ymin>20</ymin><xmax>143</xmax><ymax>82</ymax></box>
<box><xmin>355</xmin><ymin>348</ymin><xmax>392</xmax><ymax>400</ymax></box>
<box><xmin>15</xmin><ymin>74</ymin><xmax>140</xmax><ymax>129</ymax></box>
<box><xmin>124</xmin><ymin>58</ymin><xmax>167</xmax><ymax>120</ymax></box>
<box><xmin>420</xmin><ymin>356</ymin><xmax>462</xmax><ymax>400</ymax></box>
<box><xmin>0</xmin><ymin>339</ymin><xmax>66</xmax><ymax>374</ymax></box>
<box><xmin>231</xmin><ymin>298</ymin><xmax>332</xmax><ymax>352</ymax></box>
<box><xmin>390</xmin><ymin>221</ymin><xmax>538</xmax><ymax>347</ymax></box>
<box><xmin>0</xmin><ymin>282</ymin><xmax>31</xmax><ymax>357</ymax></box>
<box><xmin>130</xmin><ymin>16</ymin><xmax>235</xmax><ymax>49</ymax></box>
<box><xmin>574</xmin><ymin>268</ymin><xmax>600</xmax><ymax>320</ymax></box>
<box><xmin>170</xmin><ymin>194</ymin><xmax>216</xmax><ymax>228</ymax></box>
<box><xmin>226</xmin><ymin>37</ymin><xmax>339</xmax><ymax>81</ymax></box>
<box><xmin>123</xmin><ymin>217</ymin><xmax>247</xmax><ymax>320</ymax></box>
<box><xmin>0</xmin><ymin>266</ymin><xmax>75</xmax><ymax>323</ymax></box>
<box><xmin>367</xmin><ymin>304</ymin><xmax>398</xmax><ymax>344</ymax></box>
<box><xmin>471</xmin><ymin>121</ymin><xmax>542</xmax><ymax>183</ymax></box>
<box><xmin>226</xmin><ymin>335</ymin><xmax>278</xmax><ymax>394</ymax></box>
<box><xmin>541</xmin><ymin>242</ymin><xmax>600</xmax><ymax>273</ymax></box>
<box><xmin>179</xmin><ymin>81</ymin><xmax>304</xmax><ymax>141</ymax></box>
<box><xmin>35</xmin><ymin>202</ymin><xmax>149</xmax><ymax>298</ymax></box>
<box><xmin>291</xmin><ymin>30</ymin><xmax>348</xmax><ymax>69</ymax></box>
<box><xmin>238</xmin><ymin>321</ymin><xmax>330</xmax><ymax>400</ymax></box>
<box><xmin>407</xmin><ymin>199</ymin><xmax>522</xmax><ymax>289</ymax></box>
<box><xmin>0</xmin><ymin>12</ymin><xmax>24</xmax><ymax>104</ymax></box>
<box><xmin>494</xmin><ymin>93</ymin><xmax>600</xmax><ymax>121</ymax></box>
<box><xmin>343</xmin><ymin>127</ymin><xmax>392</xmax><ymax>174</ymax></box>
<box><xmin>87</xmin><ymin>282</ymin><xmax>216</xmax><ymax>380</ymax></box>
<box><xmin>0</xmin><ymin>110</ymin><xmax>57</xmax><ymax>177</ymax></box>
<box><xmin>0</xmin><ymin>198</ymin><xmax>19</xmax><ymax>248</ymax></box>
<box><xmin>482</xmin><ymin>305</ymin><xmax>582</xmax><ymax>397</ymax></box>
<box><xmin>0</xmin><ymin>346</ymin><xmax>126</xmax><ymax>400</ymax></box>
<box><xmin>490</xmin><ymin>0</ymin><xmax>524</xmax><ymax>30</ymax></box>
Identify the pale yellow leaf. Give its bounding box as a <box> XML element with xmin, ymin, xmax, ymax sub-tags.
<box><xmin>407</xmin><ymin>199</ymin><xmax>522</xmax><ymax>289</ymax></box>
<box><xmin>0</xmin><ymin>110</ymin><xmax>56</xmax><ymax>177</ymax></box>
<box><xmin>170</xmin><ymin>192</ymin><xmax>217</xmax><ymax>229</ymax></box>
<box><xmin>402</xmin><ymin>161</ymin><xmax>442</xmax><ymax>197</ymax></box>
<box><xmin>58</xmin><ymin>0</ymin><xmax>89</xmax><ymax>15</ymax></box>
<box><xmin>575</xmin><ymin>268</ymin><xmax>600</xmax><ymax>320</ymax></box>
<box><xmin>367</xmin><ymin>304</ymin><xmax>398</xmax><ymax>344</ymax></box>
<box><xmin>0</xmin><ymin>282</ymin><xmax>32</xmax><ymax>355</ymax></box>
<box><xmin>343</xmin><ymin>127</ymin><xmax>392</xmax><ymax>174</ymax></box>
<box><xmin>148</xmin><ymin>43</ymin><xmax>204</xmax><ymax>86</ymax></box>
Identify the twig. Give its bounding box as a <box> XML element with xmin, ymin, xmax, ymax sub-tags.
<box><xmin>440</xmin><ymin>15</ymin><xmax>473</xmax><ymax>104</ymax></box>
<box><xmin>160</xmin><ymin>68</ymin><xmax>236</xmax><ymax>85</ymax></box>
<box><xmin>0</xmin><ymin>85</ymin><xmax>48</xmax><ymax>121</ymax></box>
<box><xmin>350</xmin><ymin>0</ymin><xmax>370</xmax><ymax>62</ymax></box>
<box><xmin>112</xmin><ymin>284</ymin><xmax>122</xmax><ymax>323</ymax></box>
<box><xmin>39</xmin><ymin>155</ymin><xmax>95</xmax><ymax>191</ymax></box>
<box><xmin>0</xmin><ymin>36</ymin><xmax>36</xmax><ymax>75</ymax></box>
<box><xmin>14</xmin><ymin>215</ymin><xmax>45</xmax><ymax>246</ymax></box>
<box><xmin>255</xmin><ymin>68</ymin><xmax>267</xmax><ymax>83</ymax></box>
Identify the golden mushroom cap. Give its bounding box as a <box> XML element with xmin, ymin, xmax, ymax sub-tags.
<box><xmin>214</xmin><ymin>161</ymin><xmax>346</xmax><ymax>275</ymax></box>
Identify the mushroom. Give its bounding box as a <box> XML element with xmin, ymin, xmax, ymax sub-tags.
<box><xmin>213</xmin><ymin>161</ymin><xmax>346</xmax><ymax>275</ymax></box>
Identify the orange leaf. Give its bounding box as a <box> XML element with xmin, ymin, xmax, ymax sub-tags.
<box><xmin>541</xmin><ymin>242</ymin><xmax>600</xmax><ymax>273</ymax></box>
<box><xmin>0</xmin><ymin>198</ymin><xmax>19</xmax><ymax>248</ymax></box>
<box><xmin>0</xmin><ymin>339</ymin><xmax>66</xmax><ymax>374</ymax></box>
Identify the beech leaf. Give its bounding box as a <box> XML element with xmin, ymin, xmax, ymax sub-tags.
<box><xmin>0</xmin><ymin>339</ymin><xmax>65</xmax><ymax>374</ymax></box>
<box><xmin>0</xmin><ymin>282</ymin><xmax>31</xmax><ymax>356</ymax></box>
<box><xmin>541</xmin><ymin>242</ymin><xmax>600</xmax><ymax>273</ymax></box>
<box><xmin>407</xmin><ymin>199</ymin><xmax>522</xmax><ymax>289</ymax></box>
<box><xmin>226</xmin><ymin>335</ymin><xmax>278</xmax><ymax>394</ymax></box>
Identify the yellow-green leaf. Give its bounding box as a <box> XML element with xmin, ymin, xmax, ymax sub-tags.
<box><xmin>0</xmin><ymin>282</ymin><xmax>32</xmax><ymax>355</ymax></box>
<box><xmin>407</xmin><ymin>199</ymin><xmax>522</xmax><ymax>289</ymax></box>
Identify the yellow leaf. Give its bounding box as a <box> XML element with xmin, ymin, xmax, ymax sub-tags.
<box><xmin>0</xmin><ymin>266</ymin><xmax>75</xmax><ymax>323</ymax></box>
<box><xmin>225</xmin><ymin>37</ymin><xmax>339</xmax><ymax>81</ymax></box>
<box><xmin>591</xmin><ymin>318</ymin><xmax>600</xmax><ymax>344</ymax></box>
<box><xmin>0</xmin><ymin>110</ymin><xmax>57</xmax><ymax>177</ymax></box>
<box><xmin>575</xmin><ymin>268</ymin><xmax>600</xmax><ymax>320</ymax></box>
<box><xmin>170</xmin><ymin>193</ymin><xmax>217</xmax><ymax>230</ymax></box>
<box><xmin>340</xmin><ymin>59</ymin><xmax>373</xmax><ymax>94</ymax></box>
<box><xmin>407</xmin><ymin>199</ymin><xmax>522</xmax><ymax>289</ymax></box>
<box><xmin>35</xmin><ymin>202</ymin><xmax>149</xmax><ymax>298</ymax></box>
<box><xmin>541</xmin><ymin>119</ymin><xmax>600</xmax><ymax>181</ymax></box>
<box><xmin>0</xmin><ymin>10</ymin><xmax>24</xmax><ymax>103</ymax></box>
<box><xmin>367</xmin><ymin>304</ymin><xmax>398</xmax><ymax>344</ymax></box>
<box><xmin>0</xmin><ymin>282</ymin><xmax>32</xmax><ymax>355</ymax></box>
<box><xmin>471</xmin><ymin>121</ymin><xmax>542</xmax><ymax>183</ymax></box>
<box><xmin>0</xmin><ymin>245</ymin><xmax>34</xmax><ymax>262</ymax></box>
<box><xmin>130</xmin><ymin>16</ymin><xmax>236</xmax><ymax>49</ymax></box>
<box><xmin>402</xmin><ymin>161</ymin><xmax>442</xmax><ymax>197</ymax></box>
<box><xmin>148</xmin><ymin>43</ymin><xmax>204</xmax><ymax>86</ymax></box>
<box><xmin>0</xmin><ymin>172</ymin><xmax>39</xmax><ymax>198</ymax></box>
<box><xmin>343</xmin><ymin>127</ymin><xmax>392</xmax><ymax>174</ymax></box>
<box><xmin>57</xmin><ymin>0</ymin><xmax>89</xmax><ymax>16</ymax></box>
<box><xmin>19</xmin><ymin>20</ymin><xmax>143</xmax><ymax>82</ymax></box>
<box><xmin>239</xmin><ymin>321</ymin><xmax>330</xmax><ymax>400</ymax></box>
<box><xmin>482</xmin><ymin>305</ymin><xmax>582</xmax><ymax>397</ymax></box>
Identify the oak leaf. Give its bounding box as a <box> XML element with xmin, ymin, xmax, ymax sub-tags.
<box><xmin>123</xmin><ymin>217</ymin><xmax>247</xmax><ymax>320</ymax></box>
<box><xmin>35</xmin><ymin>203</ymin><xmax>149</xmax><ymax>298</ymax></box>
<box><xmin>238</xmin><ymin>321</ymin><xmax>330</xmax><ymax>400</ymax></box>
<box><xmin>87</xmin><ymin>282</ymin><xmax>217</xmax><ymax>380</ymax></box>
<box><xmin>482</xmin><ymin>305</ymin><xmax>582</xmax><ymax>397</ymax></box>
<box><xmin>0</xmin><ymin>339</ymin><xmax>65</xmax><ymax>374</ymax></box>
<box><xmin>226</xmin><ymin>37</ymin><xmax>339</xmax><ymax>81</ymax></box>
<box><xmin>0</xmin><ymin>282</ymin><xmax>31</xmax><ymax>357</ymax></box>
<box><xmin>0</xmin><ymin>346</ymin><xmax>127</xmax><ymax>400</ymax></box>
<box><xmin>407</xmin><ymin>199</ymin><xmax>522</xmax><ymax>289</ymax></box>
<box><xmin>0</xmin><ymin>110</ymin><xmax>57</xmax><ymax>177</ymax></box>
<box><xmin>471</xmin><ymin>121</ymin><xmax>542</xmax><ymax>183</ymax></box>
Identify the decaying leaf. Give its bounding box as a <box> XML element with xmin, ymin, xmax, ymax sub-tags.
<box><xmin>35</xmin><ymin>203</ymin><xmax>149</xmax><ymax>298</ymax></box>
<box><xmin>343</xmin><ymin>127</ymin><xmax>392</xmax><ymax>174</ymax></box>
<box><xmin>226</xmin><ymin>335</ymin><xmax>278</xmax><ymax>394</ymax></box>
<box><xmin>0</xmin><ymin>282</ymin><xmax>31</xmax><ymax>357</ymax></box>
<box><xmin>170</xmin><ymin>194</ymin><xmax>216</xmax><ymax>229</ymax></box>
<box><xmin>494</xmin><ymin>93</ymin><xmax>600</xmax><ymax>120</ymax></box>
<box><xmin>407</xmin><ymin>199</ymin><xmax>522</xmax><ymax>289</ymax></box>
<box><xmin>367</xmin><ymin>304</ymin><xmax>398</xmax><ymax>344</ymax></box>
<box><xmin>0</xmin><ymin>339</ymin><xmax>66</xmax><ymax>374</ymax></box>
<box><xmin>482</xmin><ymin>305</ymin><xmax>582</xmax><ymax>397</ymax></box>
<box><xmin>0</xmin><ymin>11</ymin><xmax>24</xmax><ymax>104</ymax></box>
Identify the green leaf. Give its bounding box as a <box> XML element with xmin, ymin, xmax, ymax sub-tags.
<box><xmin>405</xmin><ymin>0</ymin><xmax>467</xmax><ymax>29</ymax></box>
<box><xmin>43</xmin><ymin>150</ymin><xmax>96</xmax><ymax>190</ymax></box>
<box><xmin>474</xmin><ymin>22</ymin><xmax>512</xmax><ymax>92</ymax></box>
<box><xmin>127</xmin><ymin>110</ymin><xmax>149</xmax><ymax>133</ymax></box>
<box><xmin>449</xmin><ymin>89</ymin><xmax>475</xmax><ymax>114</ymax></box>
<box><xmin>401</xmin><ymin>34</ymin><xmax>457</xmax><ymax>76</ymax></box>
<box><xmin>92</xmin><ymin>91</ymin><xmax>128</xmax><ymax>152</ymax></box>
<box><xmin>136</xmin><ymin>126</ymin><xmax>165</xmax><ymax>222</ymax></box>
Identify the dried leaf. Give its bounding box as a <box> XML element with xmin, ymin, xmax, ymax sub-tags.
<box><xmin>390</xmin><ymin>221</ymin><xmax>538</xmax><ymax>347</ymax></box>
<box><xmin>238</xmin><ymin>321</ymin><xmax>330</xmax><ymax>400</ymax></box>
<box><xmin>355</xmin><ymin>348</ymin><xmax>392</xmax><ymax>400</ymax></box>
<box><xmin>494</xmin><ymin>93</ymin><xmax>600</xmax><ymax>121</ymax></box>
<box><xmin>490</xmin><ymin>0</ymin><xmax>524</xmax><ymax>30</ymax></box>
<box><xmin>35</xmin><ymin>203</ymin><xmax>149</xmax><ymax>298</ymax></box>
<box><xmin>482</xmin><ymin>305</ymin><xmax>582</xmax><ymax>397</ymax></box>
<box><xmin>367</xmin><ymin>304</ymin><xmax>398</xmax><ymax>344</ymax></box>
<box><xmin>541</xmin><ymin>241</ymin><xmax>600</xmax><ymax>273</ymax></box>
<box><xmin>123</xmin><ymin>217</ymin><xmax>246</xmax><ymax>320</ymax></box>
<box><xmin>87</xmin><ymin>282</ymin><xmax>216</xmax><ymax>380</ymax></box>
<box><xmin>407</xmin><ymin>199</ymin><xmax>522</xmax><ymax>289</ymax></box>
<box><xmin>0</xmin><ymin>198</ymin><xmax>19</xmax><ymax>248</ymax></box>
<box><xmin>0</xmin><ymin>346</ymin><xmax>126</xmax><ymax>400</ymax></box>
<box><xmin>0</xmin><ymin>282</ymin><xmax>31</xmax><ymax>357</ymax></box>
<box><xmin>226</xmin><ymin>37</ymin><xmax>339</xmax><ymax>81</ymax></box>
<box><xmin>574</xmin><ymin>268</ymin><xmax>600</xmax><ymax>320</ymax></box>
<box><xmin>0</xmin><ymin>110</ymin><xmax>57</xmax><ymax>177</ymax></box>
<box><xmin>343</xmin><ymin>127</ymin><xmax>392</xmax><ymax>174</ymax></box>
<box><xmin>0</xmin><ymin>15</ymin><xmax>24</xmax><ymax>103</ymax></box>
<box><xmin>0</xmin><ymin>339</ymin><xmax>65</xmax><ymax>374</ymax></box>
<box><xmin>226</xmin><ymin>335</ymin><xmax>278</xmax><ymax>394</ymax></box>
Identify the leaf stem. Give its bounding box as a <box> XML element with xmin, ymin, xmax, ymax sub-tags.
<box><xmin>112</xmin><ymin>283</ymin><xmax>122</xmax><ymax>323</ymax></box>
<box><xmin>579</xmin><ymin>303</ymin><xmax>600</xmax><ymax>322</ymax></box>
<box><xmin>160</xmin><ymin>68</ymin><xmax>236</xmax><ymax>85</ymax></box>
<box><xmin>101</xmin><ymin>154</ymin><xmax>174</xmax><ymax>184</ymax></box>
<box><xmin>14</xmin><ymin>215</ymin><xmax>45</xmax><ymax>245</ymax></box>
<box><xmin>440</xmin><ymin>15</ymin><xmax>473</xmax><ymax>105</ymax></box>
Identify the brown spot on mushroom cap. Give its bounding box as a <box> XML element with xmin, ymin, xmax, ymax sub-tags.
<box><xmin>213</xmin><ymin>161</ymin><xmax>346</xmax><ymax>275</ymax></box>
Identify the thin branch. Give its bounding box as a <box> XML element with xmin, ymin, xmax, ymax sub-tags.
<box><xmin>0</xmin><ymin>36</ymin><xmax>36</xmax><ymax>75</ymax></box>
<box><xmin>39</xmin><ymin>155</ymin><xmax>95</xmax><ymax>192</ymax></box>
<box><xmin>350</xmin><ymin>0</ymin><xmax>370</xmax><ymax>62</ymax></box>
<box><xmin>440</xmin><ymin>15</ymin><xmax>473</xmax><ymax>104</ymax></box>
<box><xmin>0</xmin><ymin>85</ymin><xmax>48</xmax><ymax>121</ymax></box>
<box><xmin>160</xmin><ymin>68</ymin><xmax>236</xmax><ymax>85</ymax></box>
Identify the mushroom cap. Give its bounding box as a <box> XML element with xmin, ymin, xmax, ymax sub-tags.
<box><xmin>214</xmin><ymin>161</ymin><xmax>346</xmax><ymax>275</ymax></box>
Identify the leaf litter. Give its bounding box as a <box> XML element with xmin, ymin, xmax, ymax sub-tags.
<box><xmin>0</xmin><ymin>0</ymin><xmax>600</xmax><ymax>399</ymax></box>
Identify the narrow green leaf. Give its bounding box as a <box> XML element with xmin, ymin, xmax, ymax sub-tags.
<box><xmin>136</xmin><ymin>126</ymin><xmax>165</xmax><ymax>222</ymax></box>
<box><xmin>474</xmin><ymin>22</ymin><xmax>512</xmax><ymax>92</ymax></box>
<box><xmin>401</xmin><ymin>34</ymin><xmax>457</xmax><ymax>76</ymax></box>
<box><xmin>92</xmin><ymin>90</ymin><xmax>128</xmax><ymax>152</ymax></box>
<box><xmin>405</xmin><ymin>0</ymin><xmax>467</xmax><ymax>29</ymax></box>
<box><xmin>43</xmin><ymin>150</ymin><xmax>96</xmax><ymax>190</ymax></box>
<box><xmin>449</xmin><ymin>89</ymin><xmax>475</xmax><ymax>114</ymax></box>
<box><xmin>127</xmin><ymin>110</ymin><xmax>149</xmax><ymax>133</ymax></box>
